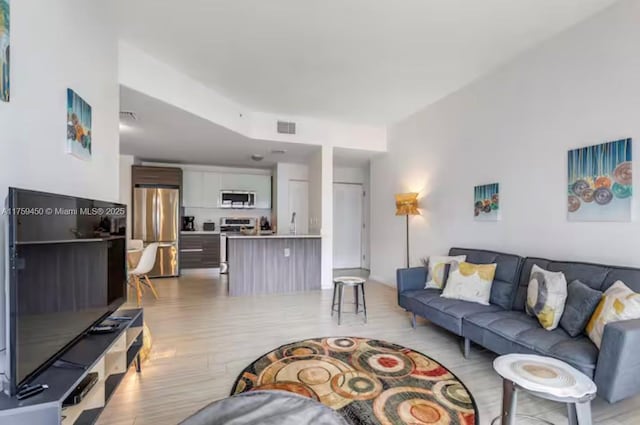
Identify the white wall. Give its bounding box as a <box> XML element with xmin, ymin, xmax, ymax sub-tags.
<box><xmin>308</xmin><ymin>151</ymin><xmax>324</xmax><ymax>235</ymax></box>
<box><xmin>119</xmin><ymin>155</ymin><xmax>136</xmax><ymax>240</ymax></box>
<box><xmin>0</xmin><ymin>0</ymin><xmax>119</xmax><ymax>380</ymax></box>
<box><xmin>370</xmin><ymin>0</ymin><xmax>640</xmax><ymax>285</ymax></box>
<box><xmin>275</xmin><ymin>162</ymin><xmax>309</xmax><ymax>234</ymax></box>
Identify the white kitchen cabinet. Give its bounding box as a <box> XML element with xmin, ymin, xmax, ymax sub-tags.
<box><xmin>255</xmin><ymin>175</ymin><xmax>272</xmax><ymax>209</ymax></box>
<box><xmin>220</xmin><ymin>173</ymin><xmax>271</xmax><ymax>209</ymax></box>
<box><xmin>202</xmin><ymin>172</ymin><xmax>221</xmax><ymax>208</ymax></box>
<box><xmin>220</xmin><ymin>173</ymin><xmax>256</xmax><ymax>191</ymax></box>
<box><xmin>184</xmin><ymin>171</ymin><xmax>271</xmax><ymax>209</ymax></box>
<box><xmin>182</xmin><ymin>170</ymin><xmax>204</xmax><ymax>207</ymax></box>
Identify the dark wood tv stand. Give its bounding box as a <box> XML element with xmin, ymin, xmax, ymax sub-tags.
<box><xmin>0</xmin><ymin>308</ymin><xmax>143</xmax><ymax>425</ymax></box>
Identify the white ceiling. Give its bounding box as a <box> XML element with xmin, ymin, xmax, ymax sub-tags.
<box><xmin>115</xmin><ymin>0</ymin><xmax>617</xmax><ymax>125</ymax></box>
<box><xmin>120</xmin><ymin>86</ymin><xmax>320</xmax><ymax>168</ymax></box>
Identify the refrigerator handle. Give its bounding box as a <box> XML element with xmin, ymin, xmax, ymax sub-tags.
<box><xmin>154</xmin><ymin>188</ymin><xmax>161</xmax><ymax>242</ymax></box>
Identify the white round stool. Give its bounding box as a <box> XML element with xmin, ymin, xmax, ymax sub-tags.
<box><xmin>331</xmin><ymin>277</ymin><xmax>367</xmax><ymax>325</ymax></box>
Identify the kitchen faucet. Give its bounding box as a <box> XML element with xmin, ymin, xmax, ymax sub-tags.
<box><xmin>290</xmin><ymin>212</ymin><xmax>297</xmax><ymax>235</ymax></box>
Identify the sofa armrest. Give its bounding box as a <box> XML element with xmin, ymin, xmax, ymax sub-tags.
<box><xmin>594</xmin><ymin>318</ymin><xmax>640</xmax><ymax>403</ymax></box>
<box><xmin>396</xmin><ymin>267</ymin><xmax>427</xmax><ymax>294</ymax></box>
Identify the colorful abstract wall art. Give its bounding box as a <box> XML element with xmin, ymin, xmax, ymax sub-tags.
<box><xmin>0</xmin><ymin>0</ymin><xmax>9</xmax><ymax>102</ymax></box>
<box><xmin>568</xmin><ymin>138</ymin><xmax>632</xmax><ymax>222</ymax></box>
<box><xmin>474</xmin><ymin>183</ymin><xmax>500</xmax><ymax>221</ymax></box>
<box><xmin>66</xmin><ymin>89</ymin><xmax>92</xmax><ymax>160</ymax></box>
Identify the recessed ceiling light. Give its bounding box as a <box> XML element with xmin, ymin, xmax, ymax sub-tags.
<box><xmin>271</xmin><ymin>149</ymin><xmax>287</xmax><ymax>155</ymax></box>
<box><xmin>251</xmin><ymin>154</ymin><xmax>264</xmax><ymax>161</ymax></box>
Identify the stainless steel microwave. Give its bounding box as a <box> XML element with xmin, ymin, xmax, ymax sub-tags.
<box><xmin>220</xmin><ymin>190</ymin><xmax>256</xmax><ymax>208</ymax></box>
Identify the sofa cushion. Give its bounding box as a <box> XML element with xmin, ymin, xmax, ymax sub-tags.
<box><xmin>426</xmin><ymin>296</ymin><xmax>502</xmax><ymax>319</ymax></box>
<box><xmin>449</xmin><ymin>248</ymin><xmax>523</xmax><ymax>310</ymax></box>
<box><xmin>399</xmin><ymin>289</ymin><xmax>502</xmax><ymax>335</ymax></box>
<box><xmin>464</xmin><ymin>310</ymin><xmax>598</xmax><ymax>376</ymax></box>
<box><xmin>398</xmin><ymin>289</ymin><xmax>441</xmax><ymax>313</ymax></box>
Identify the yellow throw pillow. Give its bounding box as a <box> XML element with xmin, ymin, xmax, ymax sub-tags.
<box><xmin>587</xmin><ymin>281</ymin><xmax>640</xmax><ymax>349</ymax></box>
<box><xmin>441</xmin><ymin>262</ymin><xmax>497</xmax><ymax>305</ymax></box>
<box><xmin>424</xmin><ymin>255</ymin><xmax>467</xmax><ymax>289</ymax></box>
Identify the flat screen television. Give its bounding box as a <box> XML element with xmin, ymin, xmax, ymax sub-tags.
<box><xmin>6</xmin><ymin>188</ymin><xmax>127</xmax><ymax>395</ymax></box>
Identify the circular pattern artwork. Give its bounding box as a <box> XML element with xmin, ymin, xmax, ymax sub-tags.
<box><xmin>231</xmin><ymin>337</ymin><xmax>478</xmax><ymax>424</ymax></box>
<box><xmin>567</xmin><ymin>139</ymin><xmax>632</xmax><ymax>219</ymax></box>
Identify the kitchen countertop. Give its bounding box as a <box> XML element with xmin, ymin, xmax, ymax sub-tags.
<box><xmin>180</xmin><ymin>230</ymin><xmax>221</xmax><ymax>235</ymax></box>
<box><xmin>227</xmin><ymin>234</ymin><xmax>321</xmax><ymax>239</ymax></box>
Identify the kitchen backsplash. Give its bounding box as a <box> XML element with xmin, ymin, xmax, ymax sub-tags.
<box><xmin>183</xmin><ymin>207</ymin><xmax>273</xmax><ymax>231</ymax></box>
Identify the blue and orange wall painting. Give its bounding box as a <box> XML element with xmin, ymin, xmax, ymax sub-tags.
<box><xmin>474</xmin><ymin>183</ymin><xmax>499</xmax><ymax>221</ymax></box>
<box><xmin>66</xmin><ymin>89</ymin><xmax>92</xmax><ymax>160</ymax></box>
<box><xmin>568</xmin><ymin>138</ymin><xmax>632</xmax><ymax>222</ymax></box>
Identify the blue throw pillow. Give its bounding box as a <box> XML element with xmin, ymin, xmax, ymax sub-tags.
<box><xmin>560</xmin><ymin>280</ymin><xmax>603</xmax><ymax>337</ymax></box>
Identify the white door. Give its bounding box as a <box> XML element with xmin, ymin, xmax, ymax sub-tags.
<box><xmin>288</xmin><ymin>180</ymin><xmax>309</xmax><ymax>234</ymax></box>
<box><xmin>333</xmin><ymin>183</ymin><xmax>363</xmax><ymax>269</ymax></box>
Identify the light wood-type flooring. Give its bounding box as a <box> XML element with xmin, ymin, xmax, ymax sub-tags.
<box><xmin>97</xmin><ymin>270</ymin><xmax>640</xmax><ymax>425</ymax></box>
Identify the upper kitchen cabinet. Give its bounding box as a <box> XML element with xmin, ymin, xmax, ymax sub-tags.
<box><xmin>202</xmin><ymin>172</ymin><xmax>221</xmax><ymax>208</ymax></box>
<box><xmin>182</xmin><ymin>170</ymin><xmax>271</xmax><ymax>209</ymax></box>
<box><xmin>220</xmin><ymin>173</ymin><xmax>257</xmax><ymax>191</ymax></box>
<box><xmin>220</xmin><ymin>173</ymin><xmax>271</xmax><ymax>209</ymax></box>
<box><xmin>254</xmin><ymin>175</ymin><xmax>272</xmax><ymax>209</ymax></box>
<box><xmin>182</xmin><ymin>170</ymin><xmax>204</xmax><ymax>207</ymax></box>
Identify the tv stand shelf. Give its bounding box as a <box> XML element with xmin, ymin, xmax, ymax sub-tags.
<box><xmin>0</xmin><ymin>309</ymin><xmax>143</xmax><ymax>425</ymax></box>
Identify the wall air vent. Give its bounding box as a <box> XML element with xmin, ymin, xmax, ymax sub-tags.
<box><xmin>119</xmin><ymin>111</ymin><xmax>138</xmax><ymax>121</ymax></box>
<box><xmin>277</xmin><ymin>121</ymin><xmax>296</xmax><ymax>135</ymax></box>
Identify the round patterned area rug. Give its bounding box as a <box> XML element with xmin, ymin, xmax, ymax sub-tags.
<box><xmin>231</xmin><ymin>337</ymin><xmax>478</xmax><ymax>425</ymax></box>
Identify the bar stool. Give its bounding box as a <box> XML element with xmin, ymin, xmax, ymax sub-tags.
<box><xmin>331</xmin><ymin>277</ymin><xmax>367</xmax><ymax>325</ymax></box>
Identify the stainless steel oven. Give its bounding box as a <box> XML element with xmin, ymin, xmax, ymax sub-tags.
<box><xmin>219</xmin><ymin>217</ymin><xmax>256</xmax><ymax>274</ymax></box>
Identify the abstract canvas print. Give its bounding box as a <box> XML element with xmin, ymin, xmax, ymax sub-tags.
<box><xmin>0</xmin><ymin>0</ymin><xmax>9</xmax><ymax>102</ymax></box>
<box><xmin>66</xmin><ymin>89</ymin><xmax>92</xmax><ymax>160</ymax></box>
<box><xmin>474</xmin><ymin>183</ymin><xmax>499</xmax><ymax>221</ymax></box>
<box><xmin>568</xmin><ymin>138</ymin><xmax>632</xmax><ymax>222</ymax></box>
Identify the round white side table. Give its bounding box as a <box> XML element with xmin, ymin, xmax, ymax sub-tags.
<box><xmin>493</xmin><ymin>354</ymin><xmax>597</xmax><ymax>425</ymax></box>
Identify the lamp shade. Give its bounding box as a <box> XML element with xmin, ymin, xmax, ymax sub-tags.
<box><xmin>395</xmin><ymin>192</ymin><xmax>419</xmax><ymax>216</ymax></box>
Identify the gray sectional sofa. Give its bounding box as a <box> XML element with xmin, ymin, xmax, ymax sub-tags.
<box><xmin>396</xmin><ymin>247</ymin><xmax>640</xmax><ymax>403</ymax></box>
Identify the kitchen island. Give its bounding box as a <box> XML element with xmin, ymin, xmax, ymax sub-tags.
<box><xmin>227</xmin><ymin>234</ymin><xmax>321</xmax><ymax>296</ymax></box>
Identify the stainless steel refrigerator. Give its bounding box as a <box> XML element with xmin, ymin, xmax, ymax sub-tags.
<box><xmin>133</xmin><ymin>187</ymin><xmax>180</xmax><ymax>277</ymax></box>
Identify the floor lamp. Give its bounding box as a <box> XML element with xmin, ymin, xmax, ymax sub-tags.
<box><xmin>395</xmin><ymin>193</ymin><xmax>419</xmax><ymax>268</ymax></box>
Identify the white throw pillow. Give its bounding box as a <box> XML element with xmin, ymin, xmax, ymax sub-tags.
<box><xmin>587</xmin><ymin>281</ymin><xmax>640</xmax><ymax>348</ymax></box>
<box><xmin>441</xmin><ymin>261</ymin><xmax>497</xmax><ymax>305</ymax></box>
<box><xmin>424</xmin><ymin>255</ymin><xmax>466</xmax><ymax>289</ymax></box>
<box><xmin>526</xmin><ymin>265</ymin><xmax>568</xmax><ymax>330</ymax></box>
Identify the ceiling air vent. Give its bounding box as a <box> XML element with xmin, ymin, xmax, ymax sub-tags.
<box><xmin>119</xmin><ymin>111</ymin><xmax>138</xmax><ymax>121</ymax></box>
<box><xmin>277</xmin><ymin>121</ymin><xmax>296</xmax><ymax>135</ymax></box>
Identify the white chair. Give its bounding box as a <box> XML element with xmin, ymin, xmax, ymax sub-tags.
<box><xmin>128</xmin><ymin>239</ymin><xmax>144</xmax><ymax>251</ymax></box>
<box><xmin>128</xmin><ymin>242</ymin><xmax>159</xmax><ymax>307</ymax></box>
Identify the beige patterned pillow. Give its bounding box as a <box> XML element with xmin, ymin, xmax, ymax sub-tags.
<box><xmin>424</xmin><ymin>255</ymin><xmax>466</xmax><ymax>289</ymax></box>
<box><xmin>587</xmin><ymin>281</ymin><xmax>640</xmax><ymax>349</ymax></box>
<box><xmin>526</xmin><ymin>265</ymin><xmax>568</xmax><ymax>330</ymax></box>
<box><xmin>441</xmin><ymin>262</ymin><xmax>497</xmax><ymax>305</ymax></box>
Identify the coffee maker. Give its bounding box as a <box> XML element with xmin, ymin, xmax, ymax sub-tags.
<box><xmin>182</xmin><ymin>216</ymin><xmax>195</xmax><ymax>231</ymax></box>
